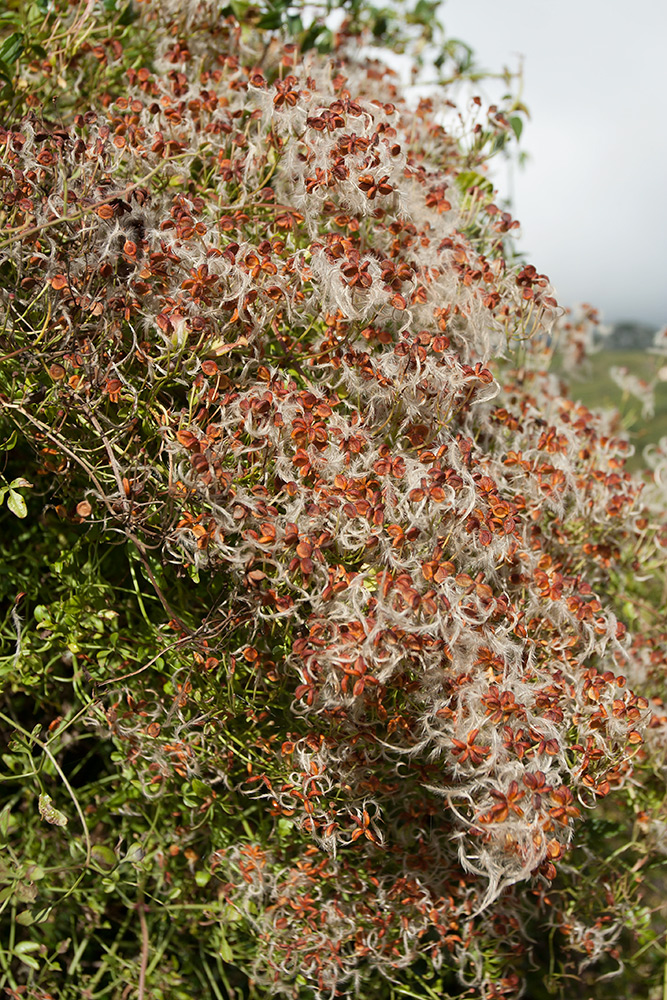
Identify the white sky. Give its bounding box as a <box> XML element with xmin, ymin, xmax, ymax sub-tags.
<box><xmin>440</xmin><ymin>0</ymin><xmax>667</xmax><ymax>328</ymax></box>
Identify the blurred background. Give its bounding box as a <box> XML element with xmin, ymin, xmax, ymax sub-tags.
<box><xmin>444</xmin><ymin>0</ymin><xmax>666</xmax><ymax>336</ymax></box>
<box><xmin>441</xmin><ymin>0</ymin><xmax>667</xmax><ymax>460</ymax></box>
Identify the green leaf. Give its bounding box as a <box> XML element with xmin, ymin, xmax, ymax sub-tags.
<box><xmin>4</xmin><ymin>429</ymin><xmax>18</xmax><ymax>450</ymax></box>
<box><xmin>228</xmin><ymin>0</ymin><xmax>248</xmax><ymax>18</ymax></box>
<box><xmin>257</xmin><ymin>9</ymin><xmax>283</xmax><ymax>28</ymax></box>
<box><xmin>7</xmin><ymin>490</ymin><xmax>27</xmax><ymax>518</ymax></box>
<box><xmin>91</xmin><ymin>845</ymin><xmax>118</xmax><ymax>872</ymax></box>
<box><xmin>0</xmin><ymin>32</ymin><xmax>23</xmax><ymax>66</ymax></box>
<box><xmin>285</xmin><ymin>13</ymin><xmax>303</xmax><ymax>35</ymax></box>
<box><xmin>16</xmin><ymin>910</ymin><xmax>34</xmax><ymax>926</ymax></box>
<box><xmin>122</xmin><ymin>842</ymin><xmax>145</xmax><ymax>865</ymax></box>
<box><xmin>15</xmin><ymin>950</ymin><xmax>40</xmax><ymax>969</ymax></box>
<box><xmin>17</xmin><ymin>956</ymin><xmax>40</xmax><ymax>970</ymax></box>
<box><xmin>15</xmin><ymin>940</ymin><xmax>40</xmax><ymax>953</ymax></box>
<box><xmin>509</xmin><ymin>115</ymin><xmax>523</xmax><ymax>141</ymax></box>
<box><xmin>277</xmin><ymin>817</ymin><xmax>294</xmax><ymax>837</ymax></box>
<box><xmin>301</xmin><ymin>21</ymin><xmax>326</xmax><ymax>52</ymax></box>
<box><xmin>455</xmin><ymin>170</ymin><xmax>493</xmax><ymax>196</ymax></box>
<box><xmin>316</xmin><ymin>27</ymin><xmax>333</xmax><ymax>54</ymax></box>
<box><xmin>117</xmin><ymin>1</ymin><xmax>137</xmax><ymax>26</ymax></box>
<box><xmin>219</xmin><ymin>933</ymin><xmax>233</xmax><ymax>963</ymax></box>
<box><xmin>15</xmin><ymin>940</ymin><xmax>40</xmax><ymax>968</ymax></box>
<box><xmin>24</xmin><ymin>863</ymin><xmax>45</xmax><ymax>881</ymax></box>
<box><xmin>0</xmin><ymin>804</ymin><xmax>12</xmax><ymax>842</ymax></box>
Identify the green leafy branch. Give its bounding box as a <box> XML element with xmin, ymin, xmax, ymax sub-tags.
<box><xmin>0</xmin><ymin>475</ymin><xmax>31</xmax><ymax>519</ymax></box>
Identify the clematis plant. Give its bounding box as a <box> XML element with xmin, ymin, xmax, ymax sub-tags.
<box><xmin>1</xmin><ymin>1</ymin><xmax>666</xmax><ymax>998</ymax></box>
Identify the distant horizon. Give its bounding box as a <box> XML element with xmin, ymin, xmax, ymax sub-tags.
<box><xmin>606</xmin><ymin>318</ymin><xmax>659</xmax><ymax>327</ymax></box>
<box><xmin>592</xmin><ymin>316</ymin><xmax>661</xmax><ymax>331</ymax></box>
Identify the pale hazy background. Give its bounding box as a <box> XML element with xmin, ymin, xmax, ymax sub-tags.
<box><xmin>442</xmin><ymin>0</ymin><xmax>666</xmax><ymax>329</ymax></box>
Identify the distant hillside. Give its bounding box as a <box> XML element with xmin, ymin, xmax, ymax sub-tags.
<box><xmin>601</xmin><ymin>321</ymin><xmax>656</xmax><ymax>350</ymax></box>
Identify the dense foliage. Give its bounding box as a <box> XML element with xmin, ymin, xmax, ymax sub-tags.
<box><xmin>1</xmin><ymin>2</ymin><xmax>666</xmax><ymax>998</ymax></box>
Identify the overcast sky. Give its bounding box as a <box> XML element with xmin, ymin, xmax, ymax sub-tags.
<box><xmin>440</xmin><ymin>0</ymin><xmax>667</xmax><ymax>329</ymax></box>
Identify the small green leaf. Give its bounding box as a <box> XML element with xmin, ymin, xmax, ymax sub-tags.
<box><xmin>509</xmin><ymin>115</ymin><xmax>523</xmax><ymax>141</ymax></box>
<box><xmin>456</xmin><ymin>170</ymin><xmax>493</xmax><ymax>195</ymax></box>
<box><xmin>219</xmin><ymin>933</ymin><xmax>233</xmax><ymax>963</ymax></box>
<box><xmin>122</xmin><ymin>842</ymin><xmax>145</xmax><ymax>864</ymax></box>
<box><xmin>299</xmin><ymin>20</ymin><xmax>324</xmax><ymax>51</ymax></box>
<box><xmin>15</xmin><ymin>940</ymin><xmax>40</xmax><ymax>954</ymax></box>
<box><xmin>229</xmin><ymin>0</ymin><xmax>250</xmax><ymax>19</ymax></box>
<box><xmin>17</xmin><ymin>954</ymin><xmax>39</xmax><ymax>970</ymax></box>
<box><xmin>316</xmin><ymin>28</ymin><xmax>333</xmax><ymax>53</ymax></box>
<box><xmin>7</xmin><ymin>490</ymin><xmax>27</xmax><ymax>518</ymax></box>
<box><xmin>0</xmin><ymin>32</ymin><xmax>23</xmax><ymax>65</ymax></box>
<box><xmin>16</xmin><ymin>910</ymin><xmax>34</xmax><ymax>926</ymax></box>
<box><xmin>285</xmin><ymin>13</ymin><xmax>302</xmax><ymax>34</ymax></box>
<box><xmin>24</xmin><ymin>863</ymin><xmax>45</xmax><ymax>881</ymax></box>
<box><xmin>220</xmin><ymin>903</ymin><xmax>242</xmax><ymax>923</ymax></box>
<box><xmin>0</xmin><ymin>804</ymin><xmax>12</xmax><ymax>841</ymax></box>
<box><xmin>257</xmin><ymin>6</ymin><xmax>283</xmax><ymax>29</ymax></box>
<box><xmin>91</xmin><ymin>845</ymin><xmax>117</xmax><ymax>872</ymax></box>
<box><xmin>117</xmin><ymin>2</ymin><xmax>136</xmax><ymax>26</ymax></box>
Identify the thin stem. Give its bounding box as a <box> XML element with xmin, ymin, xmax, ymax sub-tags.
<box><xmin>68</xmin><ymin>932</ymin><xmax>91</xmax><ymax>978</ymax></box>
<box><xmin>137</xmin><ymin>901</ymin><xmax>149</xmax><ymax>1000</ymax></box>
<box><xmin>0</xmin><ymin>709</ymin><xmax>91</xmax><ymax>867</ymax></box>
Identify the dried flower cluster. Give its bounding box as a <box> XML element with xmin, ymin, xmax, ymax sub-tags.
<box><xmin>1</xmin><ymin>2</ymin><xmax>666</xmax><ymax>997</ymax></box>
